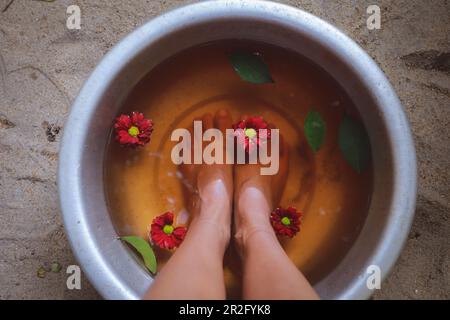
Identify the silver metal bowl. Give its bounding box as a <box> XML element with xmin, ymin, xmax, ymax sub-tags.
<box><xmin>58</xmin><ymin>0</ymin><xmax>417</xmax><ymax>299</ymax></box>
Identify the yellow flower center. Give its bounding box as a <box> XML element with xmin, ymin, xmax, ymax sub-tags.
<box><xmin>281</xmin><ymin>217</ymin><xmax>291</xmax><ymax>226</ymax></box>
<box><xmin>163</xmin><ymin>225</ymin><xmax>174</xmax><ymax>235</ymax></box>
<box><xmin>245</xmin><ymin>128</ymin><xmax>257</xmax><ymax>139</ymax></box>
<box><xmin>128</xmin><ymin>126</ymin><xmax>140</xmax><ymax>137</ymax></box>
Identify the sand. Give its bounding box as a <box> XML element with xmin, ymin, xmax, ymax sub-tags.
<box><xmin>0</xmin><ymin>0</ymin><xmax>448</xmax><ymax>299</ymax></box>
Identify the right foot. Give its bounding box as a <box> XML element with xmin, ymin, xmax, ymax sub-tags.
<box><xmin>233</xmin><ymin>115</ymin><xmax>290</xmax><ymax>250</ymax></box>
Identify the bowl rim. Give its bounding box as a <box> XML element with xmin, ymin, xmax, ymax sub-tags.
<box><xmin>58</xmin><ymin>0</ymin><xmax>417</xmax><ymax>299</ymax></box>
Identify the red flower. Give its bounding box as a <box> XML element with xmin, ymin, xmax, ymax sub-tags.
<box><xmin>233</xmin><ymin>116</ymin><xmax>271</xmax><ymax>153</ymax></box>
<box><xmin>270</xmin><ymin>207</ymin><xmax>302</xmax><ymax>237</ymax></box>
<box><xmin>114</xmin><ymin>112</ymin><xmax>153</xmax><ymax>147</ymax></box>
<box><xmin>150</xmin><ymin>212</ymin><xmax>187</xmax><ymax>250</ymax></box>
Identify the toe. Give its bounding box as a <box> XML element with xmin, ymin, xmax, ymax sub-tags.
<box><xmin>215</xmin><ymin>109</ymin><xmax>232</xmax><ymax>133</ymax></box>
<box><xmin>189</xmin><ymin>117</ymin><xmax>201</xmax><ymax>135</ymax></box>
<box><xmin>202</xmin><ymin>113</ymin><xmax>214</xmax><ymax>131</ymax></box>
<box><xmin>240</xmin><ymin>114</ymin><xmax>249</xmax><ymax>121</ymax></box>
<box><xmin>279</xmin><ymin>134</ymin><xmax>289</xmax><ymax>158</ymax></box>
<box><xmin>191</xmin><ymin>116</ymin><xmax>202</xmax><ymax>148</ymax></box>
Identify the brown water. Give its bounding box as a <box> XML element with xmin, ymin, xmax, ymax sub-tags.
<box><xmin>104</xmin><ymin>40</ymin><xmax>372</xmax><ymax>298</ymax></box>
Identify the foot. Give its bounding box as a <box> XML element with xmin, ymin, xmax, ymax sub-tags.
<box><xmin>233</xmin><ymin>115</ymin><xmax>290</xmax><ymax>250</ymax></box>
<box><xmin>179</xmin><ymin>110</ymin><xmax>234</xmax><ymax>245</ymax></box>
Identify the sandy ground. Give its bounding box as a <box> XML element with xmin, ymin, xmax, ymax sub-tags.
<box><xmin>0</xmin><ymin>0</ymin><xmax>448</xmax><ymax>299</ymax></box>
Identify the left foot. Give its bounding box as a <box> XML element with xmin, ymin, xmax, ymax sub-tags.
<box><xmin>178</xmin><ymin>110</ymin><xmax>234</xmax><ymax>243</ymax></box>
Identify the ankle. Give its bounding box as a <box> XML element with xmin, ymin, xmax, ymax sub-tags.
<box><xmin>190</xmin><ymin>215</ymin><xmax>231</xmax><ymax>248</ymax></box>
<box><xmin>234</xmin><ymin>223</ymin><xmax>276</xmax><ymax>254</ymax></box>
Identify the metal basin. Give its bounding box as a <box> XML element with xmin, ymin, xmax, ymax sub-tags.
<box><xmin>58</xmin><ymin>0</ymin><xmax>417</xmax><ymax>299</ymax></box>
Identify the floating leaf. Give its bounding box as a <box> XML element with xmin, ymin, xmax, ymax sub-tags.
<box><xmin>338</xmin><ymin>114</ymin><xmax>371</xmax><ymax>173</ymax></box>
<box><xmin>120</xmin><ymin>236</ymin><xmax>157</xmax><ymax>274</ymax></box>
<box><xmin>304</xmin><ymin>111</ymin><xmax>326</xmax><ymax>152</ymax></box>
<box><xmin>229</xmin><ymin>52</ymin><xmax>274</xmax><ymax>84</ymax></box>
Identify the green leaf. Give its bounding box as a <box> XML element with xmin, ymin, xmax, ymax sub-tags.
<box><xmin>50</xmin><ymin>262</ymin><xmax>62</xmax><ymax>273</ymax></box>
<box><xmin>304</xmin><ymin>111</ymin><xmax>326</xmax><ymax>152</ymax></box>
<box><xmin>120</xmin><ymin>236</ymin><xmax>157</xmax><ymax>274</ymax></box>
<box><xmin>229</xmin><ymin>52</ymin><xmax>274</xmax><ymax>84</ymax></box>
<box><xmin>338</xmin><ymin>114</ymin><xmax>371</xmax><ymax>173</ymax></box>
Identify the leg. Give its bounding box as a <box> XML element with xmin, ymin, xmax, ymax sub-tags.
<box><xmin>145</xmin><ymin>110</ymin><xmax>233</xmax><ymax>299</ymax></box>
<box><xmin>234</xmin><ymin>118</ymin><xmax>319</xmax><ymax>300</ymax></box>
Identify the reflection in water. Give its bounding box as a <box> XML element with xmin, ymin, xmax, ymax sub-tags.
<box><xmin>104</xmin><ymin>40</ymin><xmax>372</xmax><ymax>298</ymax></box>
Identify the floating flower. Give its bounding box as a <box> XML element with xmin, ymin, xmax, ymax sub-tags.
<box><xmin>150</xmin><ymin>211</ymin><xmax>187</xmax><ymax>250</ymax></box>
<box><xmin>114</xmin><ymin>111</ymin><xmax>153</xmax><ymax>147</ymax></box>
<box><xmin>270</xmin><ymin>207</ymin><xmax>302</xmax><ymax>237</ymax></box>
<box><xmin>233</xmin><ymin>116</ymin><xmax>271</xmax><ymax>153</ymax></box>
